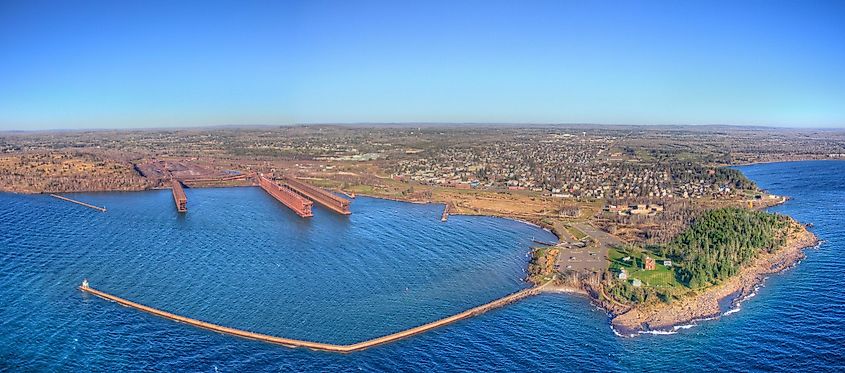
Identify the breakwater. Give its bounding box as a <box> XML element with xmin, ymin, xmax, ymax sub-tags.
<box><xmin>49</xmin><ymin>194</ymin><xmax>107</xmax><ymax>212</ymax></box>
<box><xmin>79</xmin><ymin>281</ymin><xmax>549</xmax><ymax>353</ymax></box>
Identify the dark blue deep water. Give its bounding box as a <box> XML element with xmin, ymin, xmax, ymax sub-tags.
<box><xmin>1</xmin><ymin>161</ymin><xmax>844</xmax><ymax>371</ymax></box>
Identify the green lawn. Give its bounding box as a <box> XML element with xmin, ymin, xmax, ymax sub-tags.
<box><xmin>565</xmin><ymin>225</ymin><xmax>588</xmax><ymax>240</ymax></box>
<box><xmin>608</xmin><ymin>247</ymin><xmax>681</xmax><ymax>288</ymax></box>
<box><xmin>308</xmin><ymin>178</ymin><xmax>339</xmax><ymax>188</ymax></box>
<box><xmin>347</xmin><ymin>184</ymin><xmax>375</xmax><ymax>194</ymax></box>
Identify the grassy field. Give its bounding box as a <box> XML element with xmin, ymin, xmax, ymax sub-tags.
<box><xmin>608</xmin><ymin>247</ymin><xmax>681</xmax><ymax>288</ymax></box>
<box><xmin>528</xmin><ymin>246</ymin><xmax>559</xmax><ymax>284</ymax></box>
<box><xmin>306</xmin><ymin>178</ymin><xmax>340</xmax><ymax>188</ymax></box>
<box><xmin>564</xmin><ymin>224</ymin><xmax>588</xmax><ymax>240</ymax></box>
<box><xmin>346</xmin><ymin>184</ymin><xmax>379</xmax><ymax>195</ymax></box>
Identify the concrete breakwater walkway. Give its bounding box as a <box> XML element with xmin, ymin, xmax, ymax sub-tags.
<box><xmin>50</xmin><ymin>194</ymin><xmax>107</xmax><ymax>212</ymax></box>
<box><xmin>79</xmin><ymin>281</ymin><xmax>550</xmax><ymax>353</ymax></box>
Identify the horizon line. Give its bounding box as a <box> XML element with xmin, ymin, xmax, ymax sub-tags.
<box><xmin>3</xmin><ymin>122</ymin><xmax>845</xmax><ymax>134</ymax></box>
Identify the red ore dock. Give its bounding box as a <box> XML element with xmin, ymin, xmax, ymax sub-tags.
<box><xmin>282</xmin><ymin>176</ymin><xmax>351</xmax><ymax>215</ymax></box>
<box><xmin>258</xmin><ymin>175</ymin><xmax>313</xmax><ymax>218</ymax></box>
<box><xmin>171</xmin><ymin>179</ymin><xmax>187</xmax><ymax>212</ymax></box>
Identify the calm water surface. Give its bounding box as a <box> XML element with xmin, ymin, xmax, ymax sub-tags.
<box><xmin>1</xmin><ymin>161</ymin><xmax>844</xmax><ymax>371</ymax></box>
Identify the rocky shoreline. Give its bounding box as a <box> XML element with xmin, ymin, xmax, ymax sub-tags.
<box><xmin>21</xmin><ymin>180</ymin><xmax>821</xmax><ymax>337</ymax></box>
<box><xmin>609</xmin><ymin>221</ymin><xmax>818</xmax><ymax>335</ymax></box>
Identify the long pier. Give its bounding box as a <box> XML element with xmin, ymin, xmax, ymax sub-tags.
<box><xmin>49</xmin><ymin>194</ymin><xmax>107</xmax><ymax>212</ymax></box>
<box><xmin>257</xmin><ymin>175</ymin><xmax>313</xmax><ymax>218</ymax></box>
<box><xmin>79</xmin><ymin>281</ymin><xmax>549</xmax><ymax>353</ymax></box>
<box><xmin>171</xmin><ymin>180</ymin><xmax>187</xmax><ymax>212</ymax></box>
<box><xmin>283</xmin><ymin>176</ymin><xmax>351</xmax><ymax>215</ymax></box>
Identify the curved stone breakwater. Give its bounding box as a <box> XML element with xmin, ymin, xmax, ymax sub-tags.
<box><xmin>79</xmin><ymin>281</ymin><xmax>550</xmax><ymax>353</ymax></box>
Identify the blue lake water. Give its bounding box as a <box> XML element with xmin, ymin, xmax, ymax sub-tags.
<box><xmin>1</xmin><ymin>161</ymin><xmax>844</xmax><ymax>371</ymax></box>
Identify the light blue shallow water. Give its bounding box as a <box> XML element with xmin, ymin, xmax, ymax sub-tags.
<box><xmin>1</xmin><ymin>161</ymin><xmax>844</xmax><ymax>371</ymax></box>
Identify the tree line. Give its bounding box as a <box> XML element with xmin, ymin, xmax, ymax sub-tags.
<box><xmin>657</xmin><ymin>207</ymin><xmax>789</xmax><ymax>288</ymax></box>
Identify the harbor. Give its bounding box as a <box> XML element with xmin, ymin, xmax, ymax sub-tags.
<box><xmin>79</xmin><ymin>280</ymin><xmax>550</xmax><ymax>353</ymax></box>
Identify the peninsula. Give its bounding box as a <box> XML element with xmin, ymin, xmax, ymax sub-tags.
<box><xmin>1</xmin><ymin>124</ymin><xmax>836</xmax><ymax>337</ymax></box>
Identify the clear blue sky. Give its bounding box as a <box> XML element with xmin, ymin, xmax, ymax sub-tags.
<box><xmin>1</xmin><ymin>0</ymin><xmax>843</xmax><ymax>130</ymax></box>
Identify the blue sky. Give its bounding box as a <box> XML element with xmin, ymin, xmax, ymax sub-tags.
<box><xmin>1</xmin><ymin>0</ymin><xmax>843</xmax><ymax>130</ymax></box>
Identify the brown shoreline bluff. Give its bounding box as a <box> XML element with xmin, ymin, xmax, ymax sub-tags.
<box><xmin>610</xmin><ymin>221</ymin><xmax>818</xmax><ymax>335</ymax></box>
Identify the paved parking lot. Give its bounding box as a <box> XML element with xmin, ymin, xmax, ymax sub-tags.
<box><xmin>556</xmin><ymin>223</ymin><xmax>622</xmax><ymax>274</ymax></box>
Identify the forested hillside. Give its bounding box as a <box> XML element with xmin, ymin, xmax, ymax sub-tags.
<box><xmin>607</xmin><ymin>207</ymin><xmax>797</xmax><ymax>304</ymax></box>
<box><xmin>658</xmin><ymin>208</ymin><xmax>790</xmax><ymax>288</ymax></box>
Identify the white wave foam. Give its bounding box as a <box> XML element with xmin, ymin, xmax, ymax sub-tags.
<box><xmin>722</xmin><ymin>282</ymin><xmax>764</xmax><ymax>317</ymax></box>
<box><xmin>610</xmin><ymin>326</ymin><xmax>628</xmax><ymax>337</ymax></box>
<box><xmin>638</xmin><ymin>329</ymin><xmax>678</xmax><ymax>335</ymax></box>
<box><xmin>673</xmin><ymin>323</ymin><xmax>697</xmax><ymax>330</ymax></box>
<box><xmin>723</xmin><ymin>307</ymin><xmax>741</xmax><ymax>316</ymax></box>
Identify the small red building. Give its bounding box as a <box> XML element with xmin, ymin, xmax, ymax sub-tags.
<box><xmin>644</xmin><ymin>256</ymin><xmax>657</xmax><ymax>271</ymax></box>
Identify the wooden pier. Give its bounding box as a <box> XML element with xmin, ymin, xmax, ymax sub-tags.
<box><xmin>49</xmin><ymin>194</ymin><xmax>107</xmax><ymax>212</ymax></box>
<box><xmin>79</xmin><ymin>281</ymin><xmax>549</xmax><ymax>353</ymax></box>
